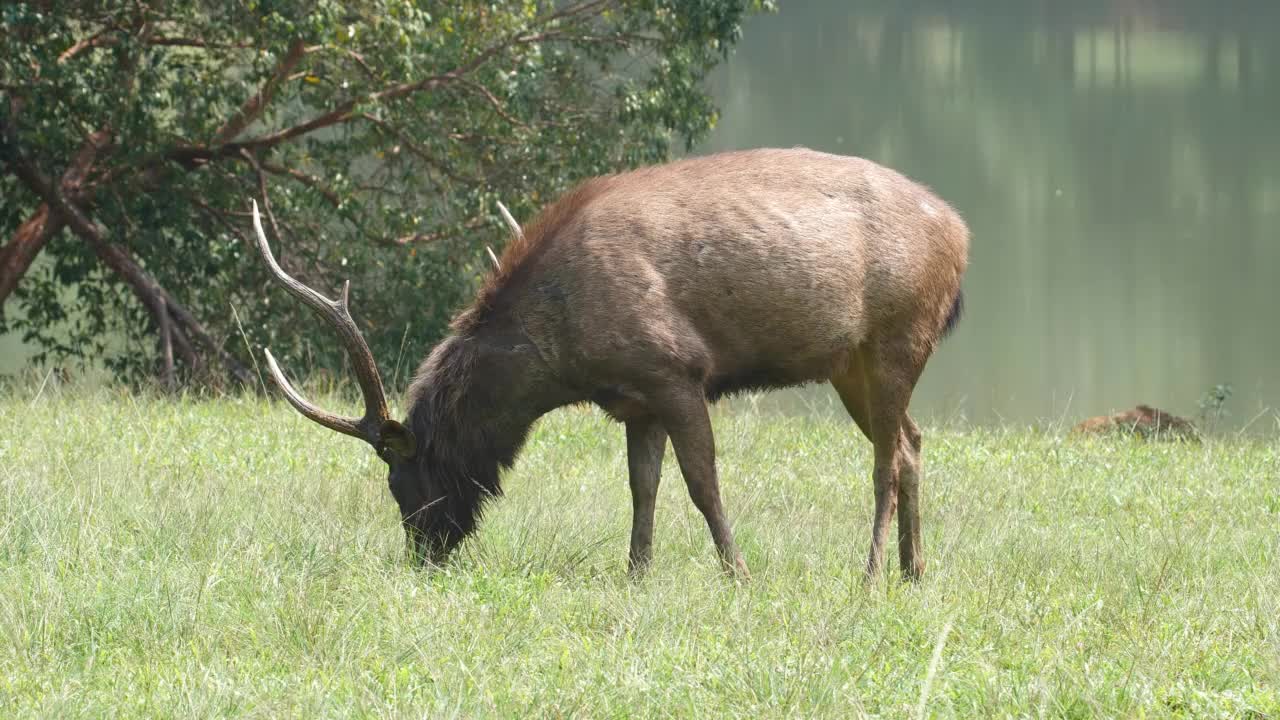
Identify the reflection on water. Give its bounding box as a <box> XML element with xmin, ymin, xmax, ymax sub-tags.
<box><xmin>702</xmin><ymin>0</ymin><xmax>1280</xmax><ymax>427</ymax></box>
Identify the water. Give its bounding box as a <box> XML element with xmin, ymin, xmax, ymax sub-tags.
<box><xmin>701</xmin><ymin>0</ymin><xmax>1280</xmax><ymax>428</ymax></box>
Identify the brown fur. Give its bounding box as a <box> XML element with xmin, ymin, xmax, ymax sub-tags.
<box><xmin>385</xmin><ymin>148</ymin><xmax>969</xmax><ymax>579</ymax></box>
<box><xmin>1073</xmin><ymin>405</ymin><xmax>1200</xmax><ymax>442</ymax></box>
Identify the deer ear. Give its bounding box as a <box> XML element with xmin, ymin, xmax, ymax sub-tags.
<box><xmin>379</xmin><ymin>420</ymin><xmax>417</xmax><ymax>460</ymax></box>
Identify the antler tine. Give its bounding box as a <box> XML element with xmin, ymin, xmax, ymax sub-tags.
<box><xmin>496</xmin><ymin>200</ymin><xmax>524</xmax><ymax>241</ymax></box>
<box><xmin>250</xmin><ymin>200</ymin><xmax>391</xmax><ymax>446</ymax></box>
<box><xmin>262</xmin><ymin>348</ymin><xmax>362</xmax><ymax>437</ymax></box>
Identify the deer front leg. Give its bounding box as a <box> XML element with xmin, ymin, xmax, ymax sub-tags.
<box><xmin>656</xmin><ymin>386</ymin><xmax>749</xmax><ymax>579</ymax></box>
<box><xmin>625</xmin><ymin>417</ymin><xmax>667</xmax><ymax>577</ymax></box>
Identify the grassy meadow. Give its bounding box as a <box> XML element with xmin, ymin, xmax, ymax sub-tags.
<box><xmin>1</xmin><ymin>383</ymin><xmax>1277</xmax><ymax>718</ymax></box>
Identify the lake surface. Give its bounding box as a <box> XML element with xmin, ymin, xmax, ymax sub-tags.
<box><xmin>701</xmin><ymin>0</ymin><xmax>1280</xmax><ymax>428</ymax></box>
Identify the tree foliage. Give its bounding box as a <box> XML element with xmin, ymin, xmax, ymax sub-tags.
<box><xmin>0</xmin><ymin>0</ymin><xmax>769</xmax><ymax>388</ymax></box>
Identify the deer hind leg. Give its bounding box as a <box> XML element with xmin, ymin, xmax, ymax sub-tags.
<box><xmin>625</xmin><ymin>417</ymin><xmax>667</xmax><ymax>577</ymax></box>
<box><xmin>897</xmin><ymin>412</ymin><xmax>925</xmax><ymax>581</ymax></box>
<box><xmin>852</xmin><ymin>341</ymin><xmax>928</xmax><ymax>581</ymax></box>
<box><xmin>653</xmin><ymin>384</ymin><xmax>749</xmax><ymax>579</ymax></box>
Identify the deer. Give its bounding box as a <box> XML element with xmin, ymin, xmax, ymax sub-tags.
<box><xmin>251</xmin><ymin>147</ymin><xmax>969</xmax><ymax>581</ymax></box>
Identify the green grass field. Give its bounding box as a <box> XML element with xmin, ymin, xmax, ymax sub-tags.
<box><xmin>1</xmin><ymin>385</ymin><xmax>1277</xmax><ymax>718</ymax></box>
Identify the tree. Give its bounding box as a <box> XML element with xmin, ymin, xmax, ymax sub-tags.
<box><xmin>0</xmin><ymin>0</ymin><xmax>769</xmax><ymax>388</ymax></box>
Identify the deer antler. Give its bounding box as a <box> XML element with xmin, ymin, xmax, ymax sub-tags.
<box><xmin>250</xmin><ymin>200</ymin><xmax>404</xmax><ymax>452</ymax></box>
<box><xmin>496</xmin><ymin>200</ymin><xmax>523</xmax><ymax>241</ymax></box>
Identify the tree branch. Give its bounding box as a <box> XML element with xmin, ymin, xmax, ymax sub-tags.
<box><xmin>534</xmin><ymin>0</ymin><xmax>616</xmax><ymax>28</ymax></box>
<box><xmin>184</xmin><ymin>193</ymin><xmax>252</xmax><ymax>242</ymax></box>
<box><xmin>57</xmin><ymin>28</ymin><xmax>115</xmax><ymax>63</ymax></box>
<box><xmin>239</xmin><ymin>150</ymin><xmax>342</xmax><ymax>286</ymax></box>
<box><xmin>148</xmin><ymin>36</ymin><xmax>255</xmax><ymax>50</ymax></box>
<box><xmin>240</xmin><ymin>149</ymin><xmax>287</xmax><ymax>247</ymax></box>
<box><xmin>166</xmin><ymin>24</ymin><xmax>562</xmax><ymax>165</ymax></box>
<box><xmin>212</xmin><ymin>39</ymin><xmax>308</xmax><ymax>144</ymax></box>
<box><xmin>394</xmin><ymin>217</ymin><xmax>487</xmax><ymax>246</ymax></box>
<box><xmin>59</xmin><ymin>31</ymin><xmax>255</xmax><ymax>63</ymax></box>
<box><xmin>357</xmin><ymin>112</ymin><xmax>477</xmax><ymax>186</ymax></box>
<box><xmin>258</xmin><ymin>160</ymin><xmax>342</xmax><ymax>208</ymax></box>
<box><xmin>455</xmin><ymin>78</ymin><xmax>528</xmax><ymax>128</ymax></box>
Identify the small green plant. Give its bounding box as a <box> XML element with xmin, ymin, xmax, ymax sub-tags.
<box><xmin>1197</xmin><ymin>382</ymin><xmax>1234</xmax><ymax>431</ymax></box>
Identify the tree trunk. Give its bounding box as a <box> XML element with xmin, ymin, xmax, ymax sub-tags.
<box><xmin>0</xmin><ymin>128</ymin><xmax>110</xmax><ymax>306</ymax></box>
<box><xmin>0</xmin><ymin>204</ymin><xmax>62</xmax><ymax>306</ymax></box>
<box><xmin>157</xmin><ymin>296</ymin><xmax>176</xmax><ymax>390</ymax></box>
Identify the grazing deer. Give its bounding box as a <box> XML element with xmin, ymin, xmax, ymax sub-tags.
<box><xmin>252</xmin><ymin>148</ymin><xmax>968</xmax><ymax>580</ymax></box>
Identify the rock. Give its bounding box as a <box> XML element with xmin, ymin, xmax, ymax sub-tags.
<box><xmin>1072</xmin><ymin>405</ymin><xmax>1200</xmax><ymax>442</ymax></box>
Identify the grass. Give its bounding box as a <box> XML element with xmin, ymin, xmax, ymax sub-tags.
<box><xmin>1</xmin><ymin>384</ymin><xmax>1278</xmax><ymax>718</ymax></box>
